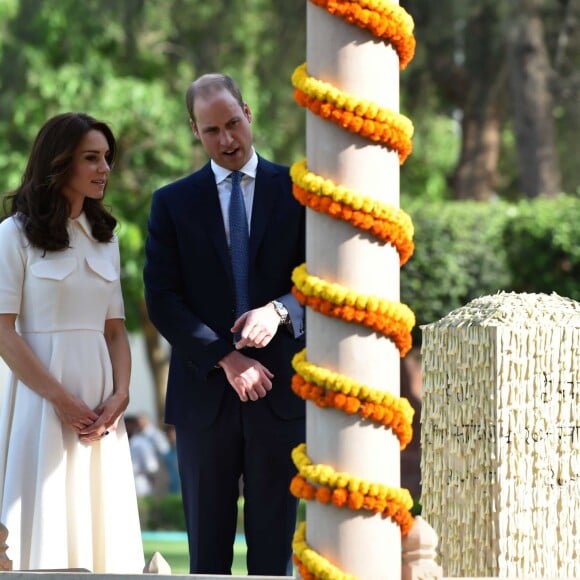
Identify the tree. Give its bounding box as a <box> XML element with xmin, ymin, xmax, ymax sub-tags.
<box><xmin>508</xmin><ymin>0</ymin><xmax>562</xmax><ymax>198</ymax></box>
<box><xmin>402</xmin><ymin>1</ymin><xmax>510</xmax><ymax>200</ymax></box>
<box><xmin>402</xmin><ymin>0</ymin><xmax>573</xmax><ymax>201</ymax></box>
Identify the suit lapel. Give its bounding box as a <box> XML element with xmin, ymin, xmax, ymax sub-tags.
<box><xmin>249</xmin><ymin>158</ymin><xmax>278</xmax><ymax>263</ymax></box>
<box><xmin>196</xmin><ymin>165</ymin><xmax>233</xmax><ymax>283</ymax></box>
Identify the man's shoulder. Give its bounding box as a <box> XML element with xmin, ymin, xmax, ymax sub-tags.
<box><xmin>256</xmin><ymin>156</ymin><xmax>291</xmax><ymax>192</ymax></box>
<box><xmin>257</xmin><ymin>155</ymin><xmax>290</xmax><ymax>176</ymax></box>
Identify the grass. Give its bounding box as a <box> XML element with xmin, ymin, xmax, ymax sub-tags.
<box><xmin>141</xmin><ymin>497</ymin><xmax>305</xmax><ymax>575</ymax></box>
<box><xmin>143</xmin><ymin>535</ymin><xmax>247</xmax><ymax>575</ymax></box>
<box><xmin>140</xmin><ymin>495</ymin><xmax>248</xmax><ymax>574</ymax></box>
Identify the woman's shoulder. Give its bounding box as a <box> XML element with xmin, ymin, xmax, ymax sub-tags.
<box><xmin>0</xmin><ymin>214</ymin><xmax>25</xmax><ymax>238</ymax></box>
<box><xmin>0</xmin><ymin>215</ymin><xmax>29</xmax><ymax>262</ymax></box>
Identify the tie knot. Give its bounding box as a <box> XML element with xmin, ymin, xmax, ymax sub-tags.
<box><xmin>231</xmin><ymin>171</ymin><xmax>243</xmax><ymax>188</ymax></box>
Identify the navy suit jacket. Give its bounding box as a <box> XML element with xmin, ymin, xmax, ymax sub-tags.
<box><xmin>144</xmin><ymin>156</ymin><xmax>306</xmax><ymax>429</ymax></box>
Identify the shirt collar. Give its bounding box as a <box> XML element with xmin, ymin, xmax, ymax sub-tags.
<box><xmin>212</xmin><ymin>148</ymin><xmax>258</xmax><ymax>185</ymax></box>
<box><xmin>70</xmin><ymin>212</ymin><xmax>95</xmax><ymax>239</ymax></box>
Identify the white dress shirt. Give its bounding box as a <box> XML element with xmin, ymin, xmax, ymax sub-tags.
<box><xmin>211</xmin><ymin>148</ymin><xmax>258</xmax><ymax>246</ymax></box>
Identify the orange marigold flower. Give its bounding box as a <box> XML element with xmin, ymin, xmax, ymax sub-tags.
<box><xmin>372</xmin><ymin>406</ymin><xmax>386</xmax><ymax>421</ymax></box>
<box><xmin>332</xmin><ymin>488</ymin><xmax>348</xmax><ymax>507</ymax></box>
<box><xmin>342</xmin><ymin>306</ymin><xmax>356</xmax><ymax>320</ymax></box>
<box><xmin>316</xmin><ymin>486</ymin><xmax>333</xmax><ymax>504</ymax></box>
<box><xmin>289</xmin><ymin>475</ymin><xmax>304</xmax><ymax>497</ymax></box>
<box><xmin>334</xmin><ymin>393</ymin><xmax>347</xmax><ymax>409</ymax></box>
<box><xmin>363</xmin><ymin>495</ymin><xmax>377</xmax><ymax>512</ymax></box>
<box><xmin>344</xmin><ymin>396</ymin><xmax>360</xmax><ymax>413</ymax></box>
<box><xmin>374</xmin><ymin>498</ymin><xmax>387</xmax><ymax>512</ymax></box>
<box><xmin>348</xmin><ymin>491</ymin><xmax>365</xmax><ymax>510</ymax></box>
<box><xmin>360</xmin><ymin>403</ymin><xmax>374</xmax><ymax>419</ymax></box>
<box><xmin>303</xmin><ymin>483</ymin><xmax>316</xmax><ymax>501</ymax></box>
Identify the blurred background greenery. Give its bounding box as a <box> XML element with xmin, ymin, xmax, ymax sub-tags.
<box><xmin>0</xmin><ymin>0</ymin><xmax>578</xmax><ymax>422</ymax></box>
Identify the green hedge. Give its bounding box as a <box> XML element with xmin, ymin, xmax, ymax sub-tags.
<box><xmin>401</xmin><ymin>195</ymin><xmax>579</xmax><ymax>346</ymax></box>
<box><xmin>502</xmin><ymin>197</ymin><xmax>579</xmax><ymax>299</ymax></box>
<box><xmin>138</xmin><ymin>494</ymin><xmax>186</xmax><ymax>531</ymax></box>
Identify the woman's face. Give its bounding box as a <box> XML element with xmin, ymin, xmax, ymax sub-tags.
<box><xmin>62</xmin><ymin>129</ymin><xmax>111</xmax><ymax>217</ymax></box>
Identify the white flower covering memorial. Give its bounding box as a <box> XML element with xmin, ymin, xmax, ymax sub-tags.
<box><xmin>421</xmin><ymin>292</ymin><xmax>580</xmax><ymax>577</ymax></box>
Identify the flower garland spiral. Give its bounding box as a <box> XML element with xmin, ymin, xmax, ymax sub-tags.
<box><xmin>290</xmin><ymin>159</ymin><xmax>415</xmax><ymax>266</ymax></box>
<box><xmin>291</xmin><ymin>1</ymin><xmax>417</xmax><ymax>578</ymax></box>
<box><xmin>291</xmin><ymin>263</ymin><xmax>415</xmax><ymax>357</ymax></box>
<box><xmin>292</xmin><ymin>349</ymin><xmax>414</xmax><ymax>448</ymax></box>
<box><xmin>307</xmin><ymin>0</ymin><xmax>416</xmax><ymax>69</ymax></box>
<box><xmin>291</xmin><ymin>444</ymin><xmax>414</xmax><ymax>534</ymax></box>
<box><xmin>293</xmin><ymin>522</ymin><xmax>356</xmax><ymax>580</ymax></box>
<box><xmin>292</xmin><ymin>63</ymin><xmax>414</xmax><ymax>164</ymax></box>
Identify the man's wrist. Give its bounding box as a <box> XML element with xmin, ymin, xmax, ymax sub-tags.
<box><xmin>215</xmin><ymin>350</ymin><xmax>234</xmax><ymax>369</ymax></box>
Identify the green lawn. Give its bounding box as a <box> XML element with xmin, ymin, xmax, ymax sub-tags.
<box><xmin>140</xmin><ymin>496</ymin><xmax>305</xmax><ymax>575</ymax></box>
<box><xmin>143</xmin><ymin>536</ymin><xmax>247</xmax><ymax>575</ymax></box>
<box><xmin>140</xmin><ymin>495</ymin><xmax>248</xmax><ymax>575</ymax></box>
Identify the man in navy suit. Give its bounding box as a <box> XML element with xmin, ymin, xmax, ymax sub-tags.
<box><xmin>143</xmin><ymin>73</ymin><xmax>305</xmax><ymax>575</ymax></box>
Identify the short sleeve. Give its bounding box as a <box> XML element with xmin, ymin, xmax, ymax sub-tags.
<box><xmin>106</xmin><ymin>235</ymin><xmax>126</xmax><ymax>320</ymax></box>
<box><xmin>0</xmin><ymin>217</ymin><xmax>27</xmax><ymax>314</ymax></box>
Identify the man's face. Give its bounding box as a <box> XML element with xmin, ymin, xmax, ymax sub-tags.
<box><xmin>192</xmin><ymin>88</ymin><xmax>253</xmax><ymax>172</ymax></box>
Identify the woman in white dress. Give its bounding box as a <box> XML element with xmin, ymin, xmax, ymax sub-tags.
<box><xmin>0</xmin><ymin>113</ymin><xmax>144</xmax><ymax>572</ymax></box>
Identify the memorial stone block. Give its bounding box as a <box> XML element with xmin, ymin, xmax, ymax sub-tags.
<box><xmin>421</xmin><ymin>292</ymin><xmax>580</xmax><ymax>578</ymax></box>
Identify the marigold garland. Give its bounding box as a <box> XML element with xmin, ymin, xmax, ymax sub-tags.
<box><xmin>292</xmin><ymin>349</ymin><xmax>414</xmax><ymax>448</ymax></box>
<box><xmin>292</xmin><ymin>64</ymin><xmax>413</xmax><ymax>164</ymax></box>
<box><xmin>291</xmin><ymin>159</ymin><xmax>414</xmax><ymax>266</ymax></box>
<box><xmin>291</xmin><ymin>474</ymin><xmax>415</xmax><ymax>535</ymax></box>
<box><xmin>293</xmin><ymin>521</ymin><xmax>357</xmax><ymax>580</ymax></box>
<box><xmin>290</xmin><ymin>443</ymin><xmax>414</xmax><ymax>536</ymax></box>
<box><xmin>291</xmin><ymin>263</ymin><xmax>414</xmax><ymax>357</ymax></box>
<box><xmin>292</xmin><ymin>63</ymin><xmax>413</xmax><ymax>137</ymax></box>
<box><xmin>290</xmin><ymin>444</ymin><xmax>415</xmax><ymax>578</ymax></box>
<box><xmin>308</xmin><ymin>0</ymin><xmax>416</xmax><ymax>69</ymax></box>
<box><xmin>292</xmin><ymin>444</ymin><xmax>413</xmax><ymax>509</ymax></box>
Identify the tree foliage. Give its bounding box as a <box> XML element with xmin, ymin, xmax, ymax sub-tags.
<box><xmin>401</xmin><ymin>0</ymin><xmax>579</xmax><ymax>200</ymax></box>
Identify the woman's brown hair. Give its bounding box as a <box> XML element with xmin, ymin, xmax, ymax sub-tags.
<box><xmin>3</xmin><ymin>112</ymin><xmax>118</xmax><ymax>251</ymax></box>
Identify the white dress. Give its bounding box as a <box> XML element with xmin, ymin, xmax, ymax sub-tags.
<box><xmin>0</xmin><ymin>214</ymin><xmax>144</xmax><ymax>572</ymax></box>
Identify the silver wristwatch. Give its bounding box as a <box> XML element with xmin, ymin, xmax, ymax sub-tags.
<box><xmin>271</xmin><ymin>300</ymin><xmax>289</xmax><ymax>325</ymax></box>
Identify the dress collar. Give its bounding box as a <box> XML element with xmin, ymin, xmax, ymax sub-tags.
<box><xmin>70</xmin><ymin>212</ymin><xmax>95</xmax><ymax>240</ymax></box>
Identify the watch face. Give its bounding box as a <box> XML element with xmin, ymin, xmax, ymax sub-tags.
<box><xmin>272</xmin><ymin>300</ymin><xmax>288</xmax><ymax>322</ymax></box>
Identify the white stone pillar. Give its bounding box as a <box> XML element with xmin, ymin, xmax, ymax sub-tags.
<box><xmin>305</xmin><ymin>2</ymin><xmax>403</xmax><ymax>577</ymax></box>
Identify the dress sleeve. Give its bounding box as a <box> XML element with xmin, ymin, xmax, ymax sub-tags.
<box><xmin>0</xmin><ymin>217</ymin><xmax>26</xmax><ymax>314</ymax></box>
<box><xmin>106</xmin><ymin>235</ymin><xmax>126</xmax><ymax>320</ymax></box>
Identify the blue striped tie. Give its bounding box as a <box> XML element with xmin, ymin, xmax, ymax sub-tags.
<box><xmin>229</xmin><ymin>171</ymin><xmax>250</xmax><ymax>326</ymax></box>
